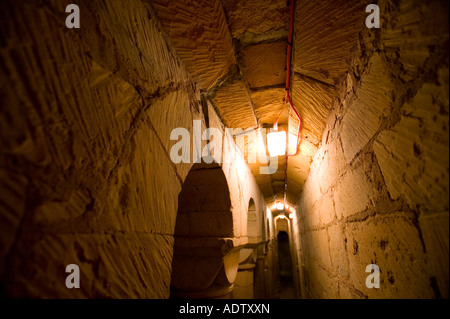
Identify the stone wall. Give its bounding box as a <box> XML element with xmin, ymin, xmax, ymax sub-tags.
<box><xmin>0</xmin><ymin>0</ymin><xmax>268</xmax><ymax>298</ymax></box>
<box><xmin>294</xmin><ymin>0</ymin><xmax>449</xmax><ymax>299</ymax></box>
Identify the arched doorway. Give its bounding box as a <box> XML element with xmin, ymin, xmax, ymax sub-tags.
<box><xmin>170</xmin><ymin>161</ymin><xmax>238</xmax><ymax>299</ymax></box>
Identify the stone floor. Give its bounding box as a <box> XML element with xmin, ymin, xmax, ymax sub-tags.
<box><xmin>274</xmin><ymin>275</ymin><xmax>295</xmax><ymax>299</ymax></box>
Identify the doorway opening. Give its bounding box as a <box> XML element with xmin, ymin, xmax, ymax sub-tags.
<box><xmin>170</xmin><ymin>161</ymin><xmax>236</xmax><ymax>299</ymax></box>
<box><xmin>277</xmin><ymin>230</ymin><xmax>294</xmax><ymax>299</ymax></box>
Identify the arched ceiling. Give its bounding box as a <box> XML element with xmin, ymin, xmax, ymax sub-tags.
<box><xmin>149</xmin><ymin>0</ymin><xmax>369</xmax><ymax>207</ymax></box>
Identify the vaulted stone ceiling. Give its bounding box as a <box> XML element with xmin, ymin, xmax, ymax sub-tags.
<box><xmin>150</xmin><ymin>0</ymin><xmax>369</xmax><ymax>206</ymax></box>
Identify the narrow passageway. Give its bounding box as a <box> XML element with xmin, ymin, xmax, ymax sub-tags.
<box><xmin>277</xmin><ymin>231</ymin><xmax>295</xmax><ymax>299</ymax></box>
<box><xmin>0</xmin><ymin>0</ymin><xmax>448</xmax><ymax>300</ymax></box>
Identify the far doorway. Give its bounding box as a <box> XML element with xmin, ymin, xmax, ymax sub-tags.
<box><xmin>277</xmin><ymin>231</ymin><xmax>294</xmax><ymax>299</ymax></box>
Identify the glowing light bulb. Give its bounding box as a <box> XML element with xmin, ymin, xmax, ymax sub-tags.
<box><xmin>276</xmin><ymin>202</ymin><xmax>285</xmax><ymax>210</ymax></box>
<box><xmin>267</xmin><ymin>130</ymin><xmax>286</xmax><ymax>157</ymax></box>
<box><xmin>289</xmin><ymin>213</ymin><xmax>294</xmax><ymax>219</ymax></box>
<box><xmin>278</xmin><ymin>215</ymin><xmax>286</xmax><ymax>219</ymax></box>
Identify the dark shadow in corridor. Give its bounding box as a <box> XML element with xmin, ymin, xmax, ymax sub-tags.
<box><xmin>277</xmin><ymin>231</ymin><xmax>295</xmax><ymax>299</ymax></box>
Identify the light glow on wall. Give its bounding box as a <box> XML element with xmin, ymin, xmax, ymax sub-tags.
<box><xmin>288</xmin><ymin>132</ymin><xmax>298</xmax><ymax>155</ymax></box>
<box><xmin>257</xmin><ymin>129</ymin><xmax>268</xmax><ymax>156</ymax></box>
<box><xmin>235</xmin><ymin>152</ymin><xmax>248</xmax><ymax>176</ymax></box>
<box><xmin>269</xmin><ymin>203</ymin><xmax>296</xmax><ymax>216</ymax></box>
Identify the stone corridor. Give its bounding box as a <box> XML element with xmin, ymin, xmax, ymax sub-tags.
<box><xmin>0</xmin><ymin>0</ymin><xmax>448</xmax><ymax>299</ymax></box>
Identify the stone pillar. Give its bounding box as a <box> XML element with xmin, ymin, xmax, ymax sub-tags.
<box><xmin>231</xmin><ymin>248</ymin><xmax>255</xmax><ymax>299</ymax></box>
<box><xmin>232</xmin><ymin>264</ymin><xmax>255</xmax><ymax>299</ymax></box>
<box><xmin>231</xmin><ymin>242</ymin><xmax>272</xmax><ymax>299</ymax></box>
<box><xmin>171</xmin><ymin>238</ymin><xmax>245</xmax><ymax>299</ymax></box>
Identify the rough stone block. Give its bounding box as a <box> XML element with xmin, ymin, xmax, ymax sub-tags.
<box><xmin>234</xmin><ymin>269</ymin><xmax>254</xmax><ymax>287</ymax></box>
<box><xmin>4</xmin><ymin>232</ymin><xmax>174</xmax><ymax>298</ymax></box>
<box><xmin>345</xmin><ymin>214</ymin><xmax>433</xmax><ymax>298</ymax></box>
<box><xmin>171</xmin><ymin>253</ymin><xmax>224</xmax><ymax>291</ymax></box>
<box><xmin>250</xmin><ymin>87</ymin><xmax>287</xmax><ymax>126</ymax></box>
<box><xmin>212</xmin><ymin>79</ymin><xmax>257</xmax><ymax>130</ymax></box>
<box><xmin>174</xmin><ymin>213</ymin><xmax>190</xmax><ymax>237</ymax></box>
<box><xmin>0</xmin><ymin>170</ymin><xmax>27</xmax><ymax>279</ymax></box>
<box><xmin>291</xmin><ymin>74</ymin><xmax>336</xmax><ymax>145</ymax></box>
<box><xmin>327</xmin><ymin>223</ymin><xmax>349</xmax><ymax>278</ymax></box>
<box><xmin>241</xmin><ymin>41</ymin><xmax>287</xmax><ymax>88</ymax></box>
<box><xmin>146</xmin><ymin>89</ymin><xmax>200</xmax><ymax>182</ymax></box>
<box><xmin>305</xmin><ymin>264</ymin><xmax>339</xmax><ymax>299</ymax></box>
<box><xmin>419</xmin><ymin>212</ymin><xmax>449</xmax><ymax>299</ymax></box>
<box><xmin>381</xmin><ymin>0</ymin><xmax>449</xmax><ymax>82</ymax></box>
<box><xmin>318</xmin><ymin>193</ymin><xmax>336</xmax><ymax>226</ymax></box>
<box><xmin>150</xmin><ymin>0</ymin><xmax>236</xmax><ymax>90</ymax></box>
<box><xmin>206</xmin><ymin>102</ymin><xmax>226</xmax><ymax>164</ymax></box>
<box><xmin>303</xmin><ymin>160</ymin><xmax>322</xmax><ymax>206</ymax></box>
<box><xmin>338</xmin><ymin>282</ymin><xmax>363</xmax><ymax>299</ymax></box>
<box><xmin>99</xmin><ymin>126</ymin><xmax>181</xmax><ymax>235</ymax></box>
<box><xmin>185</xmin><ymin>169</ymin><xmax>232</xmax><ymax>212</ymax></box>
<box><xmin>293</xmin><ymin>0</ymin><xmax>368</xmax><ymax>84</ymax></box>
<box><xmin>189</xmin><ymin>211</ymin><xmax>234</xmax><ymax>237</ymax></box>
<box><xmin>80</xmin><ymin>0</ymin><xmax>192</xmax><ymax>94</ymax></box>
<box><xmin>374</xmin><ymin>78</ymin><xmax>449</xmax><ymax>213</ymax></box>
<box><xmin>340</xmin><ymin>54</ymin><xmax>392</xmax><ymax>163</ymax></box>
<box><xmin>306</xmin><ymin>229</ymin><xmax>332</xmax><ymax>270</ymax></box>
<box><xmin>334</xmin><ymin>166</ymin><xmax>374</xmax><ymax>219</ymax></box>
<box><xmin>303</xmin><ymin>195</ymin><xmax>320</xmax><ymax>229</ymax></box>
<box><xmin>318</xmin><ymin>138</ymin><xmax>345</xmax><ymax>193</ymax></box>
<box><xmin>221</xmin><ymin>0</ymin><xmax>289</xmax><ymax>37</ymax></box>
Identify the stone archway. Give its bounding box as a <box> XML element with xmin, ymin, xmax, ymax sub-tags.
<box><xmin>170</xmin><ymin>161</ymin><xmax>238</xmax><ymax>299</ymax></box>
<box><xmin>232</xmin><ymin>198</ymin><xmax>269</xmax><ymax>299</ymax></box>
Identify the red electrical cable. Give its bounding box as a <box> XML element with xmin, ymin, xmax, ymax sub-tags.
<box><xmin>285</xmin><ymin>0</ymin><xmax>301</xmax><ymax>157</ymax></box>
<box><xmin>273</xmin><ymin>95</ymin><xmax>287</xmax><ymax>130</ymax></box>
<box><xmin>273</xmin><ymin>0</ymin><xmax>301</xmax><ymax>156</ymax></box>
<box><xmin>284</xmin><ymin>0</ymin><xmax>300</xmax><ymax>203</ymax></box>
<box><xmin>286</xmin><ymin>0</ymin><xmax>295</xmax><ymax>91</ymax></box>
<box><xmin>286</xmin><ymin>90</ymin><xmax>302</xmax><ymax>156</ymax></box>
<box><xmin>270</xmin><ymin>0</ymin><xmax>299</xmax><ymax>206</ymax></box>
